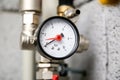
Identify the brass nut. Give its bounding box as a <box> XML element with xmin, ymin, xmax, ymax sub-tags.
<box><xmin>23</xmin><ymin>11</ymin><xmax>40</xmax><ymax>25</ymax></box>
<box><xmin>57</xmin><ymin>5</ymin><xmax>74</xmax><ymax>17</ymax></box>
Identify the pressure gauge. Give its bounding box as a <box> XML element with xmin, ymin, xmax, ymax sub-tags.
<box><xmin>37</xmin><ymin>16</ymin><xmax>79</xmax><ymax>60</ymax></box>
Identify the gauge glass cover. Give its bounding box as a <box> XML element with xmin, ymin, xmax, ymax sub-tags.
<box><xmin>37</xmin><ymin>16</ymin><xmax>79</xmax><ymax>59</ymax></box>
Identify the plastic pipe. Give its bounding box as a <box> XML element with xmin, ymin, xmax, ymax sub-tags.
<box><xmin>22</xmin><ymin>50</ymin><xmax>35</xmax><ymax>80</ymax></box>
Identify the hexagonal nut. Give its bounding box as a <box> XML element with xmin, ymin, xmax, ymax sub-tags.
<box><xmin>42</xmin><ymin>69</ymin><xmax>53</xmax><ymax>79</ymax></box>
<box><xmin>23</xmin><ymin>12</ymin><xmax>39</xmax><ymax>25</ymax></box>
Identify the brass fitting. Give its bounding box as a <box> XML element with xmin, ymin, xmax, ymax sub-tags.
<box><xmin>77</xmin><ymin>35</ymin><xmax>89</xmax><ymax>53</ymax></box>
<box><xmin>57</xmin><ymin>5</ymin><xmax>73</xmax><ymax>16</ymax></box>
<box><xmin>57</xmin><ymin>5</ymin><xmax>80</xmax><ymax>18</ymax></box>
<box><xmin>64</xmin><ymin>8</ymin><xmax>80</xmax><ymax>18</ymax></box>
<box><xmin>99</xmin><ymin>0</ymin><xmax>119</xmax><ymax>5</ymax></box>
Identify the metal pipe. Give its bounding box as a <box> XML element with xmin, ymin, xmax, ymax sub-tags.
<box><xmin>22</xmin><ymin>50</ymin><xmax>35</xmax><ymax>80</ymax></box>
<box><xmin>42</xmin><ymin>0</ymin><xmax>58</xmax><ymax>21</ymax></box>
<box><xmin>20</xmin><ymin>0</ymin><xmax>41</xmax><ymax>80</ymax></box>
<box><xmin>20</xmin><ymin>0</ymin><xmax>41</xmax><ymax>12</ymax></box>
<box><xmin>76</xmin><ymin>35</ymin><xmax>89</xmax><ymax>53</ymax></box>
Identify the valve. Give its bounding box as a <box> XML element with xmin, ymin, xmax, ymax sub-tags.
<box><xmin>52</xmin><ymin>75</ymin><xmax>59</xmax><ymax>80</ymax></box>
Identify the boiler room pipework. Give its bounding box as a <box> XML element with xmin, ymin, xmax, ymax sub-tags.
<box><xmin>20</xmin><ymin>0</ymin><xmax>89</xmax><ymax>80</ymax></box>
<box><xmin>36</xmin><ymin>0</ymin><xmax>89</xmax><ymax>80</ymax></box>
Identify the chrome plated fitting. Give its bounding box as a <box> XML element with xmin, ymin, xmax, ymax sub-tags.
<box><xmin>37</xmin><ymin>56</ymin><xmax>60</xmax><ymax>68</ymax></box>
<box><xmin>77</xmin><ymin>35</ymin><xmax>89</xmax><ymax>53</ymax></box>
<box><xmin>38</xmin><ymin>68</ymin><xmax>53</xmax><ymax>79</ymax></box>
<box><xmin>36</xmin><ymin>57</ymin><xmax>62</xmax><ymax>80</ymax></box>
<box><xmin>20</xmin><ymin>11</ymin><xmax>40</xmax><ymax>49</ymax></box>
<box><xmin>20</xmin><ymin>0</ymin><xmax>41</xmax><ymax>50</ymax></box>
<box><xmin>20</xmin><ymin>0</ymin><xmax>41</xmax><ymax>12</ymax></box>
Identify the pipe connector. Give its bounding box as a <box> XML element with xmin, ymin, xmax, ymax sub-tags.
<box><xmin>57</xmin><ymin>5</ymin><xmax>80</xmax><ymax>18</ymax></box>
<box><xmin>20</xmin><ymin>33</ymin><xmax>37</xmax><ymax>50</ymax></box>
<box><xmin>20</xmin><ymin>11</ymin><xmax>40</xmax><ymax>50</ymax></box>
<box><xmin>64</xmin><ymin>8</ymin><xmax>80</xmax><ymax>18</ymax></box>
<box><xmin>20</xmin><ymin>0</ymin><xmax>41</xmax><ymax>50</ymax></box>
<box><xmin>39</xmin><ymin>68</ymin><xmax>53</xmax><ymax>79</ymax></box>
<box><xmin>77</xmin><ymin>35</ymin><xmax>89</xmax><ymax>53</ymax></box>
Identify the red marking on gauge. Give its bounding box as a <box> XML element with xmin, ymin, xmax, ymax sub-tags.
<box><xmin>46</xmin><ymin>33</ymin><xmax>64</xmax><ymax>41</ymax></box>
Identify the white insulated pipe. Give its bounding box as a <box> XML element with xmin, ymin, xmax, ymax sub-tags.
<box><xmin>20</xmin><ymin>0</ymin><xmax>41</xmax><ymax>80</ymax></box>
<box><xmin>22</xmin><ymin>50</ymin><xmax>35</xmax><ymax>80</ymax></box>
<box><xmin>42</xmin><ymin>0</ymin><xmax>58</xmax><ymax>21</ymax></box>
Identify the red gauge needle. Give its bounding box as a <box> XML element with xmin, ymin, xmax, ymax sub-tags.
<box><xmin>46</xmin><ymin>33</ymin><xmax>64</xmax><ymax>41</ymax></box>
<box><xmin>44</xmin><ymin>33</ymin><xmax>64</xmax><ymax>47</ymax></box>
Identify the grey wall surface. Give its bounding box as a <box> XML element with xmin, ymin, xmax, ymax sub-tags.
<box><xmin>68</xmin><ymin>1</ymin><xmax>107</xmax><ymax>80</ymax></box>
<box><xmin>0</xmin><ymin>12</ymin><xmax>22</xmax><ymax>80</ymax></box>
<box><xmin>0</xmin><ymin>0</ymin><xmax>120</xmax><ymax>80</ymax></box>
<box><xmin>0</xmin><ymin>0</ymin><xmax>19</xmax><ymax>11</ymax></box>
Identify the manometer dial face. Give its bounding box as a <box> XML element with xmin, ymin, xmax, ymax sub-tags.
<box><xmin>37</xmin><ymin>16</ymin><xmax>79</xmax><ymax>59</ymax></box>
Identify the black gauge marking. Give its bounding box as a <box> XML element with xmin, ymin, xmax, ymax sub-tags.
<box><xmin>63</xmin><ymin>46</ymin><xmax>67</xmax><ymax>51</ymax></box>
<box><xmin>68</xmin><ymin>37</ymin><xmax>72</xmax><ymax>40</ymax></box>
<box><xmin>63</xmin><ymin>46</ymin><xmax>65</xmax><ymax>49</ymax></box>
<box><xmin>51</xmin><ymin>47</ymin><xmax>54</xmax><ymax>50</ymax></box>
<box><xmin>41</xmin><ymin>32</ymin><xmax>46</xmax><ymax>36</ymax></box>
<box><xmin>61</xmin><ymin>33</ymin><xmax>64</xmax><ymax>37</ymax></box>
<box><xmin>54</xmin><ymin>44</ymin><xmax>58</xmax><ymax>47</ymax></box>
<box><xmin>62</xmin><ymin>26</ymin><xmax>66</xmax><ymax>31</ymax></box>
<box><xmin>51</xmin><ymin>22</ymin><xmax>54</xmax><ymax>28</ymax></box>
<box><xmin>57</xmin><ymin>48</ymin><xmax>60</xmax><ymax>51</ymax></box>
<box><xmin>41</xmin><ymin>32</ymin><xmax>44</xmax><ymax>34</ymax></box>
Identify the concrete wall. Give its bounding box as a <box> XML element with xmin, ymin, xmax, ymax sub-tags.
<box><xmin>0</xmin><ymin>0</ymin><xmax>120</xmax><ymax>80</ymax></box>
<box><xmin>0</xmin><ymin>12</ymin><xmax>22</xmax><ymax>80</ymax></box>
